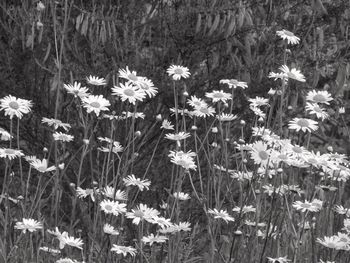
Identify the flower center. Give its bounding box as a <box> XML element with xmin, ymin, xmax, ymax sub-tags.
<box><xmin>296</xmin><ymin>119</ymin><xmax>309</xmax><ymax>127</ymax></box>
<box><xmin>9</xmin><ymin>101</ymin><xmax>19</xmax><ymax>110</ymax></box>
<box><xmin>258</xmin><ymin>151</ymin><xmax>269</xmax><ymax>160</ymax></box>
<box><xmin>292</xmin><ymin>146</ymin><xmax>303</xmax><ymax>154</ymax></box>
<box><xmin>312</xmin><ymin>94</ymin><xmax>326</xmax><ymax>102</ymax></box>
<box><xmin>105</xmin><ymin>204</ymin><xmax>113</xmax><ymax>211</ymax></box>
<box><xmin>133</xmin><ymin>210</ymin><xmax>144</xmax><ymax>218</ymax></box>
<box><xmin>300</xmin><ymin>203</ymin><xmax>312</xmax><ymax>209</ymax></box>
<box><xmin>283</xmin><ymin>30</ymin><xmax>294</xmax><ymax>37</ymax></box>
<box><xmin>124</xmin><ymin>89</ymin><xmax>135</xmax><ymax>97</ymax></box>
<box><xmin>37</xmin><ymin>165</ymin><xmax>47</xmax><ymax>172</ymax></box>
<box><xmin>128</xmin><ymin>74</ymin><xmax>138</xmax><ymax>82</ymax></box>
<box><xmin>199</xmin><ymin>107</ymin><xmax>209</xmax><ymax>114</ymax></box>
<box><xmin>174</xmin><ymin>68</ymin><xmax>183</xmax><ymax>75</ymax></box>
<box><xmin>213</xmin><ymin>93</ymin><xmax>224</xmax><ymax>98</ymax></box>
<box><xmin>4</xmin><ymin>149</ymin><xmax>16</xmax><ymax>154</ymax></box>
<box><xmin>90</xmin><ymin>102</ymin><xmax>101</xmax><ymax>108</ymax></box>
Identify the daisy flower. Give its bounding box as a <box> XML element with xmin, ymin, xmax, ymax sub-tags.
<box><xmin>268</xmin><ymin>72</ymin><xmax>286</xmax><ymax>81</ymax></box>
<box><xmin>288</xmin><ymin>118</ymin><xmax>318</xmax><ymax>132</ymax></box>
<box><xmin>192</xmin><ymin>105</ymin><xmax>216</xmax><ymax>118</ymax></box>
<box><xmin>138</xmin><ymin>77</ymin><xmax>158</xmax><ymax>98</ymax></box>
<box><xmin>305</xmin><ymin>102</ymin><xmax>329</xmax><ymax>120</ymax></box>
<box><xmin>76</xmin><ymin>187</ymin><xmax>96</xmax><ymax>202</ymax></box>
<box><xmin>118</xmin><ymin>66</ymin><xmax>141</xmax><ymax>86</ymax></box>
<box><xmin>86</xmin><ymin>75</ymin><xmax>107</xmax><ymax>86</ymax></box>
<box><xmin>165</xmin><ymin>132</ymin><xmax>190</xmax><ymax>141</ymax></box>
<box><xmin>220</xmin><ymin>79</ymin><xmax>248</xmax><ymax>89</ymax></box>
<box><xmin>100</xmin><ymin>199</ymin><xmax>127</xmax><ymax>216</ymax></box>
<box><xmin>102</xmin><ymin>186</ymin><xmax>127</xmax><ymax>201</ymax></box>
<box><xmin>267</xmin><ymin>256</ymin><xmax>291</xmax><ymax>263</ymax></box>
<box><xmin>187</xmin><ymin>95</ymin><xmax>207</xmax><ymax>108</ymax></box>
<box><xmin>123</xmin><ymin>174</ymin><xmax>151</xmax><ymax>191</ymax></box>
<box><xmin>216</xmin><ymin>113</ymin><xmax>237</xmax><ymax>122</ymax></box>
<box><xmin>168</xmin><ymin>150</ymin><xmax>197</xmax><ymax>170</ymax></box>
<box><xmin>249</xmin><ymin>96</ymin><xmax>269</xmax><ymax>107</ymax></box>
<box><xmin>250</xmin><ymin>105</ymin><xmax>266</xmax><ymax>118</ymax></box>
<box><xmin>334</xmin><ymin>205</ymin><xmax>350</xmax><ymax>216</ymax></box>
<box><xmin>306</xmin><ymin>90</ymin><xmax>333</xmax><ymax>105</ymax></box>
<box><xmin>205</xmin><ymin>90</ymin><xmax>232</xmax><ymax>103</ymax></box>
<box><xmin>42</xmin><ymin>117</ymin><xmax>71</xmax><ymax>131</ymax></box>
<box><xmin>142</xmin><ymin>233</ymin><xmax>168</xmax><ymax>246</ymax></box>
<box><xmin>15</xmin><ymin>218</ymin><xmax>43</xmax><ymax>233</ymax></box>
<box><xmin>126</xmin><ymin>203</ymin><xmax>160</xmax><ymax>225</ymax></box>
<box><xmin>149</xmin><ymin>216</ymin><xmax>173</xmax><ymax>228</ymax></box>
<box><xmin>317</xmin><ymin>236</ymin><xmax>346</xmax><ymax>250</ymax></box>
<box><xmin>59</xmin><ymin>233</ymin><xmax>84</xmax><ymax>250</ymax></box>
<box><xmin>173</xmin><ymin>192</ymin><xmax>190</xmax><ymax>200</ymax></box>
<box><xmin>53</xmin><ymin>132</ymin><xmax>74</xmax><ymax>142</ymax></box>
<box><xmin>82</xmin><ymin>94</ymin><xmax>110</xmax><ymax>116</ymax></box>
<box><xmin>0</xmin><ymin>95</ymin><xmax>32</xmax><ymax>119</ymax></box>
<box><xmin>208</xmin><ymin>208</ymin><xmax>235</xmax><ymax>223</ymax></box>
<box><xmin>111</xmin><ymin>82</ymin><xmax>146</xmax><ymax>104</ymax></box>
<box><xmin>63</xmin><ymin>82</ymin><xmax>89</xmax><ymax>98</ymax></box>
<box><xmin>111</xmin><ymin>244</ymin><xmax>137</xmax><ymax>257</ymax></box>
<box><xmin>161</xmin><ymin>119</ymin><xmax>174</xmax><ymax>130</ymax></box>
<box><xmin>276</xmin><ymin>29</ymin><xmax>300</xmax><ymax>45</ymax></box>
<box><xmin>30</xmin><ymin>159</ymin><xmax>56</xmax><ymax>173</ymax></box>
<box><xmin>0</xmin><ymin>148</ymin><xmax>24</xmax><ymax>160</ymax></box>
<box><xmin>0</xmin><ymin>127</ymin><xmax>12</xmax><ymax>141</ymax></box>
<box><xmin>103</xmin><ymin>223</ymin><xmax>119</xmax><ymax>235</ymax></box>
<box><xmin>279</xmin><ymin>65</ymin><xmax>306</xmax><ymax>82</ymax></box>
<box><xmin>174</xmin><ymin>221</ymin><xmax>192</xmax><ymax>232</ymax></box>
<box><xmin>250</xmin><ymin>141</ymin><xmax>271</xmax><ymax>167</ymax></box>
<box><xmin>293</xmin><ymin>199</ymin><xmax>322</xmax><ymax>212</ymax></box>
<box><xmin>166</xmin><ymin>65</ymin><xmax>190</xmax><ymax>80</ymax></box>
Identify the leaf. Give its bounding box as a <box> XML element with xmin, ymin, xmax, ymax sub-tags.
<box><xmin>315</xmin><ymin>0</ymin><xmax>328</xmax><ymax>15</ymax></box>
<box><xmin>334</xmin><ymin>63</ymin><xmax>347</xmax><ymax>97</ymax></box>
<box><xmin>207</xmin><ymin>13</ymin><xmax>220</xmax><ymax>36</ymax></box>
<box><xmin>206</xmin><ymin>14</ymin><xmax>213</xmax><ymax>34</ymax></box>
<box><xmin>224</xmin><ymin>13</ymin><xmax>236</xmax><ymax>38</ymax></box>
<box><xmin>244</xmin><ymin>9</ymin><xmax>253</xmax><ymax>26</ymax></box>
<box><xmin>75</xmin><ymin>13</ymin><xmax>84</xmax><ymax>31</ymax></box>
<box><xmin>100</xmin><ymin>20</ymin><xmax>106</xmax><ymax>44</ymax></box>
<box><xmin>195</xmin><ymin>13</ymin><xmax>202</xmax><ymax>34</ymax></box>
<box><xmin>81</xmin><ymin>13</ymin><xmax>89</xmax><ymax>36</ymax></box>
<box><xmin>237</xmin><ymin>7</ymin><xmax>245</xmax><ymax>29</ymax></box>
<box><xmin>43</xmin><ymin>42</ymin><xmax>51</xmax><ymax>63</ymax></box>
<box><xmin>317</xmin><ymin>27</ymin><xmax>324</xmax><ymax>49</ymax></box>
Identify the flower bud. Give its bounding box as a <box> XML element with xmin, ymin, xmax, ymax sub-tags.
<box><xmin>36</xmin><ymin>1</ymin><xmax>45</xmax><ymax>11</ymax></box>
<box><xmin>83</xmin><ymin>139</ymin><xmax>89</xmax><ymax>145</ymax></box>
<box><xmin>183</xmin><ymin>91</ymin><xmax>189</xmax><ymax>97</ymax></box>
<box><xmin>240</xmin><ymin>120</ymin><xmax>246</xmax><ymax>126</ymax></box>
<box><xmin>191</xmin><ymin>125</ymin><xmax>198</xmax><ymax>131</ymax></box>
<box><xmin>156</xmin><ymin>114</ymin><xmax>162</xmax><ymax>121</ymax></box>
<box><xmin>211</xmin><ymin>127</ymin><xmax>218</xmax><ymax>133</ymax></box>
<box><xmin>58</xmin><ymin>163</ymin><xmax>65</xmax><ymax>170</ymax></box>
<box><xmin>135</xmin><ymin>131</ymin><xmax>141</xmax><ymax>137</ymax></box>
<box><xmin>268</xmin><ymin>88</ymin><xmax>276</xmax><ymax>95</ymax></box>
